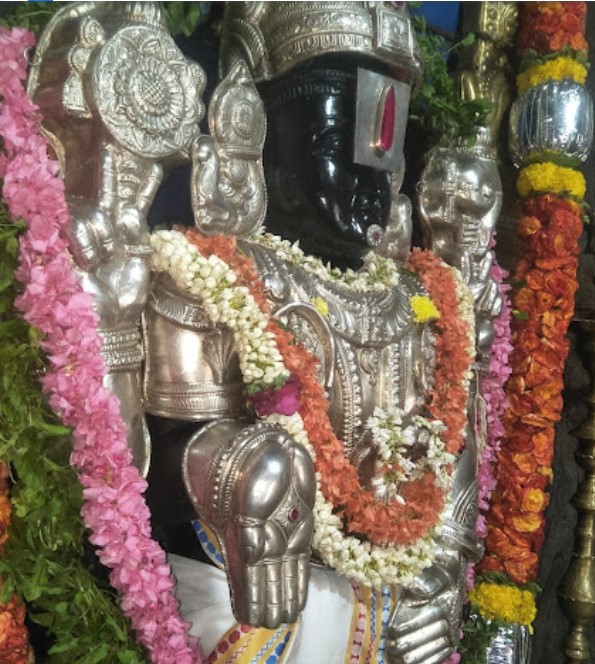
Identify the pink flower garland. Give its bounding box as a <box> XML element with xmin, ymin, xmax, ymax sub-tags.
<box><xmin>0</xmin><ymin>27</ymin><xmax>201</xmax><ymax>664</ymax></box>
<box><xmin>446</xmin><ymin>261</ymin><xmax>513</xmax><ymax>664</ymax></box>
<box><xmin>476</xmin><ymin>263</ymin><xmax>513</xmax><ymax>540</ymax></box>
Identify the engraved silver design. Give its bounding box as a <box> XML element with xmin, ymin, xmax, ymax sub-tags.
<box><xmin>183</xmin><ymin>420</ymin><xmax>316</xmax><ymax>628</ymax></box>
<box><xmin>192</xmin><ymin>60</ymin><xmax>267</xmax><ymax>236</ymax></box>
<box><xmin>99</xmin><ymin>327</ymin><xmax>143</xmax><ymax>371</ymax></box>
<box><xmin>240</xmin><ymin>240</ymin><xmax>429</xmax><ymax>454</ymax></box>
<box><xmin>143</xmin><ymin>274</ymin><xmax>245</xmax><ymax>421</ymax></box>
<box><xmin>509</xmin><ymin>79</ymin><xmax>594</xmax><ymax>167</ymax></box>
<box><xmin>94</xmin><ymin>24</ymin><xmax>204</xmax><ymax>158</ymax></box>
<box><xmin>221</xmin><ymin>2</ymin><xmax>423</xmax><ymax>91</ymax></box>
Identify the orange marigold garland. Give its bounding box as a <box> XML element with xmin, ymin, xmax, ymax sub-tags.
<box><xmin>478</xmin><ymin>195</ymin><xmax>582</xmax><ymax>585</ymax></box>
<box><xmin>474</xmin><ymin>0</ymin><xmax>589</xmax><ymax>639</ymax></box>
<box><xmin>181</xmin><ymin>228</ymin><xmax>473</xmax><ymax>549</ymax></box>
<box><xmin>516</xmin><ymin>2</ymin><xmax>588</xmax><ymax>59</ymax></box>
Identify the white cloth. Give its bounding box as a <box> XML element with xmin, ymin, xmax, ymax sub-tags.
<box><xmin>169</xmin><ymin>555</ymin><xmax>356</xmax><ymax>663</ymax></box>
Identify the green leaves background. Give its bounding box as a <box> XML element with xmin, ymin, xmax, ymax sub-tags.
<box><xmin>0</xmin><ymin>210</ymin><xmax>147</xmax><ymax>663</ymax></box>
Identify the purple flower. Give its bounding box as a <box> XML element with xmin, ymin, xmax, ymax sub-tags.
<box><xmin>251</xmin><ymin>373</ymin><xmax>302</xmax><ymax>417</ymax></box>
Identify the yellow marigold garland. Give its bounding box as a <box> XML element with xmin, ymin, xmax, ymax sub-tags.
<box><xmin>516</xmin><ymin>56</ymin><xmax>587</xmax><ymax>95</ymax></box>
<box><xmin>517</xmin><ymin>162</ymin><xmax>586</xmax><ymax>199</ymax></box>
<box><xmin>469</xmin><ymin>583</ymin><xmax>537</xmax><ymax>629</ymax></box>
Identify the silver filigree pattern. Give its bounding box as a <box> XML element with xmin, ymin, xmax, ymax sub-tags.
<box><xmin>95</xmin><ymin>24</ymin><xmax>205</xmax><ymax>158</ymax></box>
<box><xmin>221</xmin><ymin>2</ymin><xmax>423</xmax><ymax>91</ymax></box>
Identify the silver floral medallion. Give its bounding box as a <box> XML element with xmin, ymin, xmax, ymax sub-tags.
<box><xmin>94</xmin><ymin>24</ymin><xmax>205</xmax><ymax>158</ymax></box>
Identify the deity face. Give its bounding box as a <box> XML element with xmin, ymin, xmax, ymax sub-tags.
<box><xmin>260</xmin><ymin>66</ymin><xmax>394</xmax><ymax>269</ymax></box>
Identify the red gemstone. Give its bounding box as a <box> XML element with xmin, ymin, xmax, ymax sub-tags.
<box><xmin>289</xmin><ymin>508</ymin><xmax>300</xmax><ymax>521</ymax></box>
<box><xmin>379</xmin><ymin>85</ymin><xmax>396</xmax><ymax>153</ymax></box>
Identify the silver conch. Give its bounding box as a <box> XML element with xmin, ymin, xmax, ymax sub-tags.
<box><xmin>28</xmin><ymin>2</ymin><xmax>205</xmax><ymax>474</ymax></box>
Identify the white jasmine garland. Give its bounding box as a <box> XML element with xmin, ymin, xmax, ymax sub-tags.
<box><xmin>150</xmin><ymin>229</ymin><xmax>474</xmax><ymax>588</ymax></box>
<box><xmin>251</xmin><ymin>232</ymin><xmax>401</xmax><ymax>291</ymax></box>
<box><xmin>366</xmin><ymin>407</ymin><xmax>456</xmax><ymax>501</ymax></box>
<box><xmin>451</xmin><ymin>265</ymin><xmax>477</xmax><ymax>374</ymax></box>
<box><xmin>264</xmin><ymin>412</ymin><xmax>445</xmax><ymax>587</ymax></box>
<box><xmin>151</xmin><ymin>230</ymin><xmax>288</xmax><ymax>388</ymax></box>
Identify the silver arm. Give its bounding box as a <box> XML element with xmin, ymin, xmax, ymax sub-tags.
<box><xmin>66</xmin><ymin>144</ymin><xmax>162</xmax><ymax>475</ymax></box>
<box><xmin>27</xmin><ymin>2</ymin><xmax>206</xmax><ymax>474</ymax></box>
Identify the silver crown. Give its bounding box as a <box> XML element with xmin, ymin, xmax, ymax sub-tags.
<box><xmin>221</xmin><ymin>1</ymin><xmax>423</xmax><ymax>92</ymax></box>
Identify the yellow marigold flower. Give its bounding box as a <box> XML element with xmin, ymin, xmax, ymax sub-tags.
<box><xmin>521</xmin><ymin>488</ymin><xmax>547</xmax><ymax>513</ymax></box>
<box><xmin>410</xmin><ymin>295</ymin><xmax>440</xmax><ymax>324</ymax></box>
<box><xmin>470</xmin><ymin>582</ymin><xmax>537</xmax><ymax>629</ymax></box>
<box><xmin>517</xmin><ymin>56</ymin><xmax>587</xmax><ymax>95</ymax></box>
<box><xmin>312</xmin><ymin>297</ymin><xmax>329</xmax><ymax>318</ymax></box>
<box><xmin>517</xmin><ymin>163</ymin><xmax>586</xmax><ymax>200</ymax></box>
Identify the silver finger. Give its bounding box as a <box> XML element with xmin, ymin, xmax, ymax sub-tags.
<box><xmin>264</xmin><ymin>561</ymin><xmax>283</xmax><ymax>629</ymax></box>
<box><xmin>68</xmin><ymin>217</ymin><xmax>99</xmax><ymax>270</ymax></box>
<box><xmin>459</xmin><ymin>250</ymin><xmax>471</xmax><ymax>283</ymax></box>
<box><xmin>282</xmin><ymin>557</ymin><xmax>299</xmax><ymax>623</ymax></box>
<box><xmin>478</xmin><ymin>251</ymin><xmax>494</xmax><ymax>282</ymax></box>
<box><xmin>88</xmin><ymin>209</ymin><xmax>116</xmax><ymax>262</ymax></box>
<box><xmin>244</xmin><ymin>563</ymin><xmax>265</xmax><ymax>627</ymax></box>
<box><xmin>390</xmin><ymin>617</ymin><xmax>449</xmax><ymax>655</ymax></box>
<box><xmin>390</xmin><ymin>604</ymin><xmax>444</xmax><ymax>637</ymax></box>
<box><xmin>98</xmin><ymin>146</ymin><xmax>117</xmax><ymax>213</ymax></box>
<box><xmin>402</xmin><ymin>638</ymin><xmax>451</xmax><ymax>664</ymax></box>
<box><xmin>297</xmin><ymin>554</ymin><xmax>310</xmax><ymax>610</ymax></box>
<box><xmin>137</xmin><ymin>163</ymin><xmax>164</xmax><ymax>216</ymax></box>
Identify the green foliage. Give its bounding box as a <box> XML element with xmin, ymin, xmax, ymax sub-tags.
<box><xmin>520</xmin><ymin>46</ymin><xmax>589</xmax><ymax>72</ymax></box>
<box><xmin>0</xmin><ymin>2</ymin><xmax>64</xmax><ymax>37</ymax></box>
<box><xmin>0</xmin><ymin>205</ymin><xmax>147</xmax><ymax>663</ymax></box>
<box><xmin>478</xmin><ymin>571</ymin><xmax>540</xmax><ymax>597</ymax></box>
<box><xmin>159</xmin><ymin>2</ymin><xmax>204</xmax><ymax>37</ymax></box>
<box><xmin>457</xmin><ymin>611</ymin><xmax>502</xmax><ymax>664</ymax></box>
<box><xmin>409</xmin><ymin>15</ymin><xmax>492</xmax><ymax>147</ymax></box>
